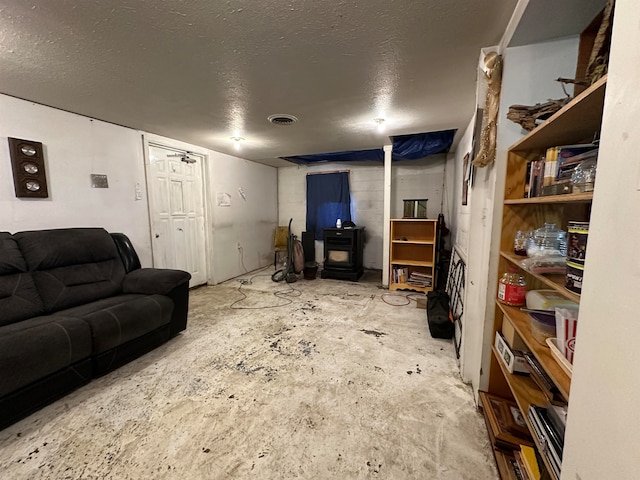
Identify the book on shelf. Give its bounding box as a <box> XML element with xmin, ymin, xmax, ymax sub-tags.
<box><xmin>527</xmin><ymin>158</ymin><xmax>545</xmax><ymax>198</ymax></box>
<box><xmin>530</xmin><ymin>405</ymin><xmax>564</xmax><ymax>455</ymax></box>
<box><xmin>546</xmin><ymin>403</ymin><xmax>568</xmax><ymax>439</ymax></box>
<box><xmin>543</xmin><ymin>146</ymin><xmax>558</xmax><ymax>187</ymax></box>
<box><xmin>392</xmin><ymin>266</ymin><xmax>409</xmax><ymax>283</ymax></box>
<box><xmin>513</xmin><ymin>450</ymin><xmax>532</xmax><ymax>480</ymax></box>
<box><xmin>522</xmin><ymin>352</ymin><xmax>564</xmax><ymax>404</ymax></box>
<box><xmin>408</xmin><ymin>271</ymin><xmax>432</xmax><ymax>287</ymax></box>
<box><xmin>527</xmin><ymin>405</ymin><xmax>563</xmax><ymax>479</ymax></box>
<box><xmin>520</xmin><ymin>445</ymin><xmax>546</xmax><ymax>480</ymax></box>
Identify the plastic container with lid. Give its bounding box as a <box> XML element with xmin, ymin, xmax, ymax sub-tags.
<box><xmin>526</xmin><ymin>290</ymin><xmax>578</xmax><ymax>310</ymax></box>
<box><xmin>497</xmin><ymin>267</ymin><xmax>526</xmax><ymax>306</ymax></box>
<box><xmin>529</xmin><ymin>311</ymin><xmax>556</xmax><ymax>345</ymax></box>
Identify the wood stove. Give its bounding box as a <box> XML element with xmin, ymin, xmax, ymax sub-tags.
<box><xmin>321</xmin><ymin>227</ymin><xmax>364</xmax><ymax>281</ymax></box>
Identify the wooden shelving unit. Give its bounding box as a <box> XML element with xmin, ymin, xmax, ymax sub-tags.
<box><xmin>483</xmin><ymin>75</ymin><xmax>607</xmax><ymax>480</ymax></box>
<box><xmin>389</xmin><ymin>218</ymin><xmax>437</xmax><ymax>293</ymax></box>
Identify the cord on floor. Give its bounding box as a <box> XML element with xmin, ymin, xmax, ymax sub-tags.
<box><xmin>381</xmin><ymin>292</ymin><xmax>426</xmax><ymax>306</ymax></box>
<box><xmin>231</xmin><ymin>267</ymin><xmax>302</xmax><ymax>309</ymax></box>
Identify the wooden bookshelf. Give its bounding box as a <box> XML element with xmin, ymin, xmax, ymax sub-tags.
<box><xmin>483</xmin><ymin>70</ymin><xmax>606</xmax><ymax>480</ymax></box>
<box><xmin>389</xmin><ymin>219</ymin><xmax>437</xmax><ymax>293</ymax></box>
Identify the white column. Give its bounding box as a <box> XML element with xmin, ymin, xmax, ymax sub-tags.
<box><xmin>382</xmin><ymin>144</ymin><xmax>393</xmax><ymax>286</ymax></box>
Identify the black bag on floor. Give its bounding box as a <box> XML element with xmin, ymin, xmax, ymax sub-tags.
<box><xmin>426</xmin><ymin>291</ymin><xmax>454</xmax><ymax>339</ymax></box>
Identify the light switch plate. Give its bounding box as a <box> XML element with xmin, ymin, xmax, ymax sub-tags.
<box><xmin>91</xmin><ymin>174</ymin><xmax>109</xmax><ymax>188</ymax></box>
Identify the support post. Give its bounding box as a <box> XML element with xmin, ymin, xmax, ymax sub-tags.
<box><xmin>382</xmin><ymin>144</ymin><xmax>393</xmax><ymax>287</ymax></box>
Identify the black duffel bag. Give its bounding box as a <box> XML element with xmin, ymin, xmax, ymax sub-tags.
<box><xmin>426</xmin><ymin>291</ymin><xmax>454</xmax><ymax>339</ymax></box>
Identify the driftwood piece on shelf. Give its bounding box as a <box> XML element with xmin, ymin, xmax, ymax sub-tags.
<box><xmin>506</xmin><ymin>98</ymin><xmax>570</xmax><ymax>132</ymax></box>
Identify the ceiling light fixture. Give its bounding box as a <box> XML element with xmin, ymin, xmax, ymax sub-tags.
<box><xmin>374</xmin><ymin>117</ymin><xmax>386</xmax><ymax>132</ymax></box>
<box><xmin>230</xmin><ymin>136</ymin><xmax>245</xmax><ymax>150</ymax></box>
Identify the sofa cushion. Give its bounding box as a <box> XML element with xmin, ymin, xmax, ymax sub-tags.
<box><xmin>123</xmin><ymin>268</ymin><xmax>191</xmax><ymax>295</ymax></box>
<box><xmin>0</xmin><ymin>232</ymin><xmax>46</xmax><ymax>326</ymax></box>
<box><xmin>14</xmin><ymin>228</ymin><xmax>126</xmax><ymax>312</ymax></box>
<box><xmin>0</xmin><ymin>232</ymin><xmax>27</xmax><ymax>275</ymax></box>
<box><xmin>56</xmin><ymin>294</ymin><xmax>173</xmax><ymax>354</ymax></box>
<box><xmin>0</xmin><ymin>315</ymin><xmax>92</xmax><ymax>397</ymax></box>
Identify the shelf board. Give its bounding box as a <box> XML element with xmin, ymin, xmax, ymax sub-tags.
<box><xmin>510</xmin><ymin>75</ymin><xmax>607</xmax><ymax>152</ymax></box>
<box><xmin>504</xmin><ymin>192</ymin><xmax>593</xmax><ymax>205</ymax></box>
<box><xmin>390</xmin><ymin>259</ymin><xmax>434</xmax><ymax>267</ymax></box>
<box><xmin>500</xmin><ymin>251</ymin><xmax>581</xmax><ymax>303</ymax></box>
<box><xmin>492</xmin><ymin>346</ymin><xmax>560</xmax><ymax>480</ymax></box>
<box><xmin>497</xmin><ymin>303</ymin><xmax>571</xmax><ymax>399</ymax></box>
<box><xmin>391</xmin><ymin>239</ymin><xmax>435</xmax><ymax>245</ymax></box>
<box><xmin>390</xmin><ymin>218</ymin><xmax>437</xmax><ymax>222</ymax></box>
<box><xmin>389</xmin><ymin>282</ymin><xmax>432</xmax><ymax>293</ymax></box>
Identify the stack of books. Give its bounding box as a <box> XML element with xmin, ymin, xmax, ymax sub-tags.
<box><xmin>512</xmin><ymin>445</ymin><xmax>548</xmax><ymax>480</ymax></box>
<box><xmin>407</xmin><ymin>271</ymin><xmax>432</xmax><ymax>287</ymax></box>
<box><xmin>523</xmin><ymin>352</ymin><xmax>564</xmax><ymax>404</ymax></box>
<box><xmin>527</xmin><ymin>404</ymin><xmax>567</xmax><ymax>479</ymax></box>
<box><xmin>391</xmin><ymin>266</ymin><xmax>409</xmax><ymax>283</ymax></box>
<box><xmin>524</xmin><ymin>143</ymin><xmax>598</xmax><ymax>198</ymax></box>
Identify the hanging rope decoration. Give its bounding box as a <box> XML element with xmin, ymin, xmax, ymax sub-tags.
<box><xmin>472</xmin><ymin>52</ymin><xmax>503</xmax><ymax>168</ymax></box>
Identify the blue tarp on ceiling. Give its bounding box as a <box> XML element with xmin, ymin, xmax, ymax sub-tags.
<box><xmin>283</xmin><ymin>129</ymin><xmax>456</xmax><ymax>165</ymax></box>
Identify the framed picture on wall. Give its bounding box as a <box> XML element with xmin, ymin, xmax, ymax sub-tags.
<box><xmin>462</xmin><ymin>153</ymin><xmax>470</xmax><ymax>206</ymax></box>
<box><xmin>468</xmin><ymin>107</ymin><xmax>483</xmax><ymax>187</ymax></box>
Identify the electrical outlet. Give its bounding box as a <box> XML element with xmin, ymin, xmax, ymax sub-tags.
<box><xmin>236</xmin><ymin>242</ymin><xmax>241</xmax><ymax>250</ymax></box>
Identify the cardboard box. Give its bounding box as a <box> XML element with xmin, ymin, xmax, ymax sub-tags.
<box><xmin>416</xmin><ymin>297</ymin><xmax>427</xmax><ymax>309</ymax></box>
<box><xmin>495</xmin><ymin>332</ymin><xmax>529</xmax><ymax>375</ymax></box>
<box><xmin>501</xmin><ymin>316</ymin><xmax>528</xmax><ymax>351</ymax></box>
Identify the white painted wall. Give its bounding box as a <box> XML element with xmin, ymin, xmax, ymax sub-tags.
<box><xmin>277</xmin><ymin>159</ymin><xmax>445</xmax><ymax>271</ymax></box>
<box><xmin>206</xmin><ymin>150</ymin><xmax>278</xmax><ymax>283</ymax></box>
<box><xmin>447</xmin><ymin>116</ymin><xmax>475</xmax><ymax>384</ymax></box>
<box><xmin>391</xmin><ymin>155</ymin><xmax>446</xmax><ymax>219</ymax></box>
<box><xmin>0</xmin><ymin>97</ymin><xmax>278</xmax><ymax>282</ymax></box>
<box><xmin>278</xmin><ymin>163</ymin><xmax>384</xmax><ymax>269</ymax></box>
<box><xmin>561</xmin><ymin>1</ymin><xmax>640</xmax><ymax>477</ymax></box>
<box><xmin>0</xmin><ymin>95</ymin><xmax>153</xmax><ymax>265</ymax></box>
<box><xmin>449</xmin><ymin>118</ymin><xmax>475</xmax><ymax>263</ymax></box>
<box><xmin>465</xmin><ymin>36</ymin><xmax>580</xmax><ymax>397</ymax></box>
<box><xmin>143</xmin><ymin>132</ymin><xmax>278</xmax><ymax>284</ymax></box>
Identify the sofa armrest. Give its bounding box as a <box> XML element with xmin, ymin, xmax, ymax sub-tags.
<box><xmin>122</xmin><ymin>268</ymin><xmax>191</xmax><ymax>295</ymax></box>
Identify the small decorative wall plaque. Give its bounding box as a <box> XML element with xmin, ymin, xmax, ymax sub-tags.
<box><xmin>91</xmin><ymin>174</ymin><xmax>109</xmax><ymax>188</ymax></box>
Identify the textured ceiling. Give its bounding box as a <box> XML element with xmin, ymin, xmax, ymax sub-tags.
<box><xmin>0</xmin><ymin>1</ymin><xmax>518</xmax><ymax>167</ymax></box>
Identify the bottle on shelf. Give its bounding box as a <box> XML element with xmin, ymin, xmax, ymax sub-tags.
<box><xmin>514</xmin><ymin>230</ymin><xmax>529</xmax><ymax>256</ymax></box>
<box><xmin>498</xmin><ymin>267</ymin><xmax>527</xmax><ymax>306</ymax></box>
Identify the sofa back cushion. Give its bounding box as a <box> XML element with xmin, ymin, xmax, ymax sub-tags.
<box><xmin>0</xmin><ymin>232</ymin><xmax>46</xmax><ymax>326</ymax></box>
<box><xmin>14</xmin><ymin>228</ymin><xmax>126</xmax><ymax>313</ymax></box>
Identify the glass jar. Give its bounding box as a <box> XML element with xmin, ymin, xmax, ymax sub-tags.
<box><xmin>528</xmin><ymin>223</ymin><xmax>567</xmax><ymax>256</ymax></box>
<box><xmin>514</xmin><ymin>230</ymin><xmax>529</xmax><ymax>256</ymax></box>
<box><xmin>498</xmin><ymin>268</ymin><xmax>527</xmax><ymax>306</ymax></box>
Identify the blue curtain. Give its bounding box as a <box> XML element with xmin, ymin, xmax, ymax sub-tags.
<box><xmin>306</xmin><ymin>172</ymin><xmax>352</xmax><ymax>240</ymax></box>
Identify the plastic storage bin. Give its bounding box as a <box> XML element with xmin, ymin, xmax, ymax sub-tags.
<box><xmin>528</xmin><ymin>311</ymin><xmax>556</xmax><ymax>345</ymax></box>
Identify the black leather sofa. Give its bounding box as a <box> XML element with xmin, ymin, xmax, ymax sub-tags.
<box><xmin>0</xmin><ymin>227</ymin><xmax>191</xmax><ymax>429</ymax></box>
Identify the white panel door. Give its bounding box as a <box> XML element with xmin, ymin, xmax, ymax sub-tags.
<box><xmin>148</xmin><ymin>145</ymin><xmax>207</xmax><ymax>287</ymax></box>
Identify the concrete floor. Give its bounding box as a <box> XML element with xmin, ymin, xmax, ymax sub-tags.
<box><xmin>0</xmin><ymin>269</ymin><xmax>498</xmax><ymax>479</ymax></box>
